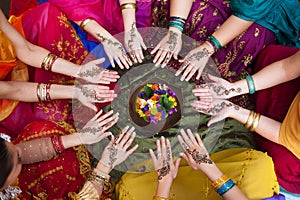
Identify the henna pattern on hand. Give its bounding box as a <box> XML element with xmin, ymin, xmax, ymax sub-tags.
<box><xmin>76</xmin><ymin>85</ymin><xmax>96</xmax><ymax>99</ymax></box>
<box><xmin>108</xmin><ymin>144</ymin><xmax>118</xmax><ymax>167</ymax></box>
<box><xmin>79</xmin><ymin>127</ymin><xmax>103</xmax><ymax>135</ymax></box>
<box><xmin>78</xmin><ymin>67</ymin><xmax>104</xmax><ymax>78</ymax></box>
<box><xmin>188</xmin><ymin>48</ymin><xmax>210</xmax><ymax>62</ymax></box>
<box><xmin>127</xmin><ymin>22</ymin><xmax>137</xmax><ymax>51</ymax></box>
<box><xmin>167</xmin><ymin>30</ymin><xmax>178</xmax><ymax>51</ymax></box>
<box><xmin>157</xmin><ymin>160</ymin><xmax>171</xmax><ymax>180</ymax></box>
<box><xmin>200</xmin><ymin>101</ymin><xmax>239</xmax><ymax>115</ymax></box>
<box><xmin>198</xmin><ymin>84</ymin><xmax>242</xmax><ymax>96</ymax></box>
<box><xmin>96</xmin><ymin>33</ymin><xmax>124</xmax><ymax>54</ymax></box>
<box><xmin>187</xmin><ymin>149</ymin><xmax>212</xmax><ymax>165</ymax></box>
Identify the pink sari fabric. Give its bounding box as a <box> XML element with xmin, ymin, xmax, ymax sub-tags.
<box><xmin>254</xmin><ymin>45</ymin><xmax>300</xmax><ymax>193</ymax></box>
<box><xmin>1</xmin><ymin>3</ymin><xmax>89</xmax><ymax>139</ymax></box>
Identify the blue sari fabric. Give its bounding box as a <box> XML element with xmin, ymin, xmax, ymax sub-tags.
<box><xmin>230</xmin><ymin>0</ymin><xmax>300</xmax><ymax>47</ymax></box>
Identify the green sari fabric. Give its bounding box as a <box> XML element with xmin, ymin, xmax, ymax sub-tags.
<box><xmin>230</xmin><ymin>0</ymin><xmax>300</xmax><ymax>47</ymax></box>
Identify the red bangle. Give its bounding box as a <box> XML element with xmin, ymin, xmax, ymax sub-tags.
<box><xmin>49</xmin><ymin>55</ymin><xmax>58</xmax><ymax>72</ymax></box>
<box><xmin>51</xmin><ymin>135</ymin><xmax>65</xmax><ymax>154</ymax></box>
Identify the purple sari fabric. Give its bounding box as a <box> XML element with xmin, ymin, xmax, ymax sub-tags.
<box><xmin>152</xmin><ymin>0</ymin><xmax>276</xmax><ymax>82</ymax></box>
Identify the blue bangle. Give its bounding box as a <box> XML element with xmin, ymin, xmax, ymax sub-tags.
<box><xmin>209</xmin><ymin>35</ymin><xmax>222</xmax><ymax>50</ymax></box>
<box><xmin>216</xmin><ymin>179</ymin><xmax>236</xmax><ymax>196</ymax></box>
<box><xmin>245</xmin><ymin>75</ymin><xmax>256</xmax><ymax>94</ymax></box>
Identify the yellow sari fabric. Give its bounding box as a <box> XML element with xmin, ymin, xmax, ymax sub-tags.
<box><xmin>279</xmin><ymin>91</ymin><xmax>300</xmax><ymax>159</ymax></box>
<box><xmin>0</xmin><ymin>29</ymin><xmax>28</xmax><ymax>121</ymax></box>
<box><xmin>116</xmin><ymin>148</ymin><xmax>279</xmax><ymax>200</ymax></box>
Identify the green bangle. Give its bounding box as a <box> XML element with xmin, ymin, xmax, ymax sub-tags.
<box><xmin>168</xmin><ymin>21</ymin><xmax>184</xmax><ymax>32</ymax></box>
<box><xmin>209</xmin><ymin>35</ymin><xmax>222</xmax><ymax>50</ymax></box>
<box><xmin>245</xmin><ymin>75</ymin><xmax>256</xmax><ymax>94</ymax></box>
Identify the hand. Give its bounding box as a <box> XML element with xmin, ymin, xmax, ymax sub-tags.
<box><xmin>192</xmin><ymin>74</ymin><xmax>240</xmax><ymax>99</ymax></box>
<box><xmin>175</xmin><ymin>44</ymin><xmax>212</xmax><ymax>81</ymax></box>
<box><xmin>102</xmin><ymin>36</ymin><xmax>132</xmax><ymax>69</ymax></box>
<box><xmin>76</xmin><ymin>110</ymin><xmax>119</xmax><ymax>145</ymax></box>
<box><xmin>149</xmin><ymin>136</ymin><xmax>181</xmax><ymax>183</ymax></box>
<box><xmin>99</xmin><ymin>126</ymin><xmax>138</xmax><ymax>169</ymax></box>
<box><xmin>124</xmin><ymin>24</ymin><xmax>147</xmax><ymax>63</ymax></box>
<box><xmin>191</xmin><ymin>99</ymin><xmax>239</xmax><ymax>126</ymax></box>
<box><xmin>178</xmin><ymin>129</ymin><xmax>213</xmax><ymax>171</ymax></box>
<box><xmin>151</xmin><ymin>28</ymin><xmax>182</xmax><ymax>68</ymax></box>
<box><xmin>78</xmin><ymin>58</ymin><xmax>120</xmax><ymax>84</ymax></box>
<box><xmin>74</xmin><ymin>84</ymin><xmax>117</xmax><ymax>111</ymax></box>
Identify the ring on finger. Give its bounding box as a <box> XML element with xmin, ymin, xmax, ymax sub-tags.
<box><xmin>157</xmin><ymin>153</ymin><xmax>162</xmax><ymax>159</ymax></box>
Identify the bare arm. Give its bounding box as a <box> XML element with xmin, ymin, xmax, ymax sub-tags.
<box><xmin>0</xmin><ymin>10</ymin><xmax>83</xmax><ymax>78</ymax></box>
<box><xmin>119</xmin><ymin>0</ymin><xmax>137</xmax><ymax>31</ymax></box>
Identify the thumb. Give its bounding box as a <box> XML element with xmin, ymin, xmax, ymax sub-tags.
<box><xmin>174</xmin><ymin>158</ymin><xmax>181</xmax><ymax>169</ymax></box>
<box><xmin>207</xmin><ymin>73</ymin><xmax>221</xmax><ymax>83</ymax></box>
<box><xmin>207</xmin><ymin>115</ymin><xmax>223</xmax><ymax>127</ymax></box>
<box><xmin>91</xmin><ymin>57</ymin><xmax>106</xmax><ymax>65</ymax></box>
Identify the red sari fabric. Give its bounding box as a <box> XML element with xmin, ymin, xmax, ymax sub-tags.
<box><xmin>13</xmin><ymin>120</ymin><xmax>91</xmax><ymax>199</ymax></box>
<box><xmin>254</xmin><ymin>44</ymin><xmax>300</xmax><ymax>193</ymax></box>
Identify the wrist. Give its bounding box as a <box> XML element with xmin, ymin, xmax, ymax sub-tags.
<box><xmin>198</xmin><ymin>162</ymin><xmax>223</xmax><ymax>182</ymax></box>
<box><xmin>96</xmin><ymin>160</ymin><xmax>112</xmax><ymax>174</ymax></box>
<box><xmin>231</xmin><ymin>80</ymin><xmax>248</xmax><ymax>96</ymax></box>
<box><xmin>202</xmin><ymin>41</ymin><xmax>214</xmax><ymax>55</ymax></box>
<box><xmin>168</xmin><ymin>27</ymin><xmax>182</xmax><ymax>35</ymax></box>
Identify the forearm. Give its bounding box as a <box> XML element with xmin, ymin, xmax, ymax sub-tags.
<box><xmin>170</xmin><ymin>0</ymin><xmax>193</xmax><ymax>19</ymax></box>
<box><xmin>75</xmin><ymin>19</ymin><xmax>113</xmax><ymax>42</ymax></box>
<box><xmin>200</xmin><ymin>163</ymin><xmax>247</xmax><ymax>200</ymax></box>
<box><xmin>229</xmin><ymin>106</ymin><xmax>281</xmax><ymax>144</ymax></box>
<box><xmin>0</xmin><ymin>82</ymin><xmax>74</xmax><ymax>102</ymax></box>
<box><xmin>212</xmin><ymin>15</ymin><xmax>253</xmax><ymax>47</ymax></box>
<box><xmin>119</xmin><ymin>0</ymin><xmax>137</xmax><ymax>31</ymax></box>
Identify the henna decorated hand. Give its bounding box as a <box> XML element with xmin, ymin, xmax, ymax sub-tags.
<box><xmin>175</xmin><ymin>44</ymin><xmax>212</xmax><ymax>81</ymax></box>
<box><xmin>124</xmin><ymin>23</ymin><xmax>147</xmax><ymax>64</ymax></box>
<box><xmin>74</xmin><ymin>84</ymin><xmax>117</xmax><ymax>111</ymax></box>
<box><xmin>178</xmin><ymin>129</ymin><xmax>213</xmax><ymax>171</ymax></box>
<box><xmin>78</xmin><ymin>58</ymin><xmax>120</xmax><ymax>84</ymax></box>
<box><xmin>76</xmin><ymin>110</ymin><xmax>119</xmax><ymax>145</ymax></box>
<box><xmin>192</xmin><ymin>74</ymin><xmax>240</xmax><ymax>100</ymax></box>
<box><xmin>149</xmin><ymin>136</ymin><xmax>181</xmax><ymax>183</ymax></box>
<box><xmin>151</xmin><ymin>28</ymin><xmax>182</xmax><ymax>68</ymax></box>
<box><xmin>99</xmin><ymin>126</ymin><xmax>138</xmax><ymax>170</ymax></box>
<box><xmin>191</xmin><ymin>99</ymin><xmax>239</xmax><ymax>126</ymax></box>
<box><xmin>97</xmin><ymin>34</ymin><xmax>132</xmax><ymax>69</ymax></box>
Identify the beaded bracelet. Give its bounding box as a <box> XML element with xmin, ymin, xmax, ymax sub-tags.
<box><xmin>153</xmin><ymin>196</ymin><xmax>171</xmax><ymax>200</ymax></box>
<box><xmin>250</xmin><ymin>113</ymin><xmax>261</xmax><ymax>132</ymax></box>
<box><xmin>208</xmin><ymin>35</ymin><xmax>222</xmax><ymax>52</ymax></box>
<box><xmin>244</xmin><ymin>110</ymin><xmax>255</xmax><ymax>129</ymax></box>
<box><xmin>245</xmin><ymin>75</ymin><xmax>256</xmax><ymax>94</ymax></box>
<box><xmin>216</xmin><ymin>179</ymin><xmax>236</xmax><ymax>196</ymax></box>
<box><xmin>51</xmin><ymin>135</ymin><xmax>65</xmax><ymax>154</ymax></box>
<box><xmin>120</xmin><ymin>3</ymin><xmax>138</xmax><ymax>11</ymax></box>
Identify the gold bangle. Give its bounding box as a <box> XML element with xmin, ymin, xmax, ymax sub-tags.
<box><xmin>153</xmin><ymin>196</ymin><xmax>171</xmax><ymax>200</ymax></box>
<box><xmin>80</xmin><ymin>18</ymin><xmax>93</xmax><ymax>31</ymax></box>
<box><xmin>36</xmin><ymin>83</ymin><xmax>41</xmax><ymax>102</ymax></box>
<box><xmin>120</xmin><ymin>3</ymin><xmax>138</xmax><ymax>11</ymax></box>
<box><xmin>244</xmin><ymin>110</ymin><xmax>255</xmax><ymax>129</ymax></box>
<box><xmin>250</xmin><ymin>113</ymin><xmax>261</xmax><ymax>132</ymax></box>
<box><xmin>212</xmin><ymin>174</ymin><xmax>230</xmax><ymax>190</ymax></box>
<box><xmin>41</xmin><ymin>53</ymin><xmax>51</xmax><ymax>70</ymax></box>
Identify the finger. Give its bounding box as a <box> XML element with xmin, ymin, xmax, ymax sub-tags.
<box><xmin>97</xmin><ymin>131</ymin><xmax>113</xmax><ymax>142</ymax></box>
<box><xmin>138</xmin><ymin>48</ymin><xmax>144</xmax><ymax>60</ymax></box>
<box><xmin>124</xmin><ymin>53</ymin><xmax>133</xmax><ymax>66</ymax></box>
<box><xmin>190</xmin><ymin>101</ymin><xmax>211</xmax><ymax>110</ymax></box>
<box><xmin>175</xmin><ymin>61</ymin><xmax>189</xmax><ymax>76</ymax></box>
<box><xmin>125</xmin><ymin>144</ymin><xmax>139</xmax><ymax>157</ymax></box>
<box><xmin>185</xmin><ymin>67</ymin><xmax>197</xmax><ymax>81</ymax></box>
<box><xmin>108</xmin><ymin>56</ymin><xmax>115</xmax><ymax>68</ymax></box>
<box><xmin>140</xmin><ymin>38</ymin><xmax>147</xmax><ymax>50</ymax></box>
<box><xmin>155</xmin><ymin>50</ymin><xmax>168</xmax><ymax>67</ymax></box>
<box><xmin>207</xmin><ymin>115</ymin><xmax>222</xmax><ymax>127</ymax></box>
<box><xmin>96</xmin><ymin>110</ymin><xmax>114</xmax><ymax>122</ymax></box>
<box><xmin>119</xmin><ymin>127</ymin><xmax>135</xmax><ymax>146</ymax></box>
<box><xmin>196</xmin><ymin>68</ymin><xmax>203</xmax><ymax>80</ymax></box>
<box><xmin>161</xmin><ymin>52</ymin><xmax>172</xmax><ymax>68</ymax></box>
<box><xmin>115</xmin><ymin>57</ymin><xmax>124</xmax><ymax>69</ymax></box>
<box><xmin>151</xmin><ymin>43</ymin><xmax>160</xmax><ymax>55</ymax></box>
<box><xmin>180</xmin><ymin>129</ymin><xmax>194</xmax><ymax>148</ymax></box>
<box><xmin>119</xmin><ymin>55</ymin><xmax>130</xmax><ymax>69</ymax></box>
<box><xmin>173</xmin><ymin>49</ymin><xmax>179</xmax><ymax>60</ymax></box>
<box><xmin>166</xmin><ymin>139</ymin><xmax>172</xmax><ymax>162</ymax></box>
<box><xmin>195</xmin><ymin>133</ymin><xmax>203</xmax><ymax>147</ymax></box>
<box><xmin>101</xmin><ymin>113</ymin><xmax>119</xmax><ymax>131</ymax></box>
<box><xmin>179</xmin><ymin>152</ymin><xmax>189</xmax><ymax>162</ymax></box>
<box><xmin>91</xmin><ymin>109</ymin><xmax>103</xmax><ymax>121</ymax></box>
<box><xmin>149</xmin><ymin>148</ymin><xmax>158</xmax><ymax>165</ymax></box>
<box><xmin>161</xmin><ymin>136</ymin><xmax>167</xmax><ymax>158</ymax></box>
<box><xmin>180</xmin><ymin>65</ymin><xmax>194</xmax><ymax>81</ymax></box>
<box><xmin>153</xmin><ymin>49</ymin><xmax>162</xmax><ymax>64</ymax></box>
<box><xmin>134</xmin><ymin>50</ymin><xmax>143</xmax><ymax>63</ymax></box>
<box><xmin>156</xmin><ymin>138</ymin><xmax>162</xmax><ymax>158</ymax></box>
<box><xmin>177</xmin><ymin>135</ymin><xmax>189</xmax><ymax>151</ymax></box>
<box><xmin>207</xmin><ymin>73</ymin><xmax>221</xmax><ymax>83</ymax></box>
<box><xmin>90</xmin><ymin>57</ymin><xmax>105</xmax><ymax>65</ymax></box>
<box><xmin>186</xmin><ymin>129</ymin><xmax>197</xmax><ymax>146</ymax></box>
<box><xmin>129</xmin><ymin>52</ymin><xmax>138</xmax><ymax>63</ymax></box>
<box><xmin>174</xmin><ymin>158</ymin><xmax>181</xmax><ymax>170</ymax></box>
<box><xmin>123</xmin><ymin>131</ymin><xmax>136</xmax><ymax>150</ymax></box>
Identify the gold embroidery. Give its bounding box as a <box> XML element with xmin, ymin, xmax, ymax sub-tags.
<box><xmin>242</xmin><ymin>54</ymin><xmax>253</xmax><ymax>67</ymax></box>
<box><xmin>73</xmin><ymin>145</ymin><xmax>92</xmax><ymax>178</ymax></box>
<box><xmin>37</xmin><ymin>192</ymin><xmax>48</xmax><ymax>200</ymax></box>
<box><xmin>213</xmin><ymin>8</ymin><xmax>218</xmax><ymax>16</ymax></box>
<box><xmin>28</xmin><ymin>166</ymin><xmax>64</xmax><ymax>189</ymax></box>
<box><xmin>197</xmin><ymin>26</ymin><xmax>207</xmax><ymax>38</ymax></box>
<box><xmin>20</xmin><ymin>129</ymin><xmax>66</xmax><ymax>142</ymax></box>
